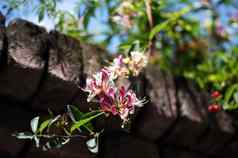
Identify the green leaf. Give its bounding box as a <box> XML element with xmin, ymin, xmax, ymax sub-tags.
<box><xmin>31</xmin><ymin>116</ymin><xmax>40</xmax><ymax>133</ymax></box>
<box><xmin>38</xmin><ymin>119</ymin><xmax>52</xmax><ymax>134</ymax></box>
<box><xmin>225</xmin><ymin>84</ymin><xmax>238</xmax><ymax>102</ymax></box>
<box><xmin>149</xmin><ymin>20</ymin><xmax>170</xmax><ymax>40</ymax></box>
<box><xmin>13</xmin><ymin>132</ymin><xmax>34</xmax><ymax>140</ymax></box>
<box><xmin>223</xmin><ymin>102</ymin><xmax>238</xmax><ymax>111</ymax></box>
<box><xmin>149</xmin><ymin>6</ymin><xmax>191</xmax><ymax>39</ymax></box>
<box><xmin>234</xmin><ymin>92</ymin><xmax>238</xmax><ymax>104</ymax></box>
<box><xmin>67</xmin><ymin>105</ymin><xmax>84</xmax><ymax>122</ymax></box>
<box><xmin>71</xmin><ymin>112</ymin><xmax>104</xmax><ymax>132</ymax></box>
<box><xmin>38</xmin><ymin>5</ymin><xmax>45</xmax><ymax>22</ymax></box>
<box><xmin>67</xmin><ymin>105</ymin><xmax>95</xmax><ymax>133</ymax></box>
<box><xmin>81</xmin><ymin>111</ymin><xmax>102</xmax><ymax>119</ymax></box>
<box><xmin>86</xmin><ymin>133</ymin><xmax>100</xmax><ymax>154</ymax></box>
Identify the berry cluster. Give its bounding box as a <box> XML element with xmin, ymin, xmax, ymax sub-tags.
<box><xmin>208</xmin><ymin>91</ymin><xmax>222</xmax><ymax>113</ymax></box>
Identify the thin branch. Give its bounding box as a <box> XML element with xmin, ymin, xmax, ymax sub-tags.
<box><xmin>144</xmin><ymin>0</ymin><xmax>156</xmax><ymax>56</ymax></box>
<box><xmin>37</xmin><ymin>134</ymin><xmax>88</xmax><ymax>139</ymax></box>
<box><xmin>145</xmin><ymin>0</ymin><xmax>154</xmax><ymax>28</ymax></box>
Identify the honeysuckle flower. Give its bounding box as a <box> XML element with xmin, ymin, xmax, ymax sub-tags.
<box><xmin>83</xmin><ymin>51</ymin><xmax>147</xmax><ymax>123</ymax></box>
<box><xmin>83</xmin><ymin>68</ymin><xmax>114</xmax><ymax>102</ymax></box>
<box><xmin>117</xmin><ymin>86</ymin><xmax>146</xmax><ymax>121</ymax></box>
<box><xmin>99</xmin><ymin>95</ymin><xmax>118</xmax><ymax>115</ymax></box>
<box><xmin>119</xmin><ymin>86</ymin><xmax>145</xmax><ymax>108</ymax></box>
<box><xmin>119</xmin><ymin>108</ymin><xmax>130</xmax><ymax>123</ymax></box>
<box><xmin>97</xmin><ymin>85</ymin><xmax>146</xmax><ymax>122</ymax></box>
<box><xmin>108</xmin><ymin>55</ymin><xmax>129</xmax><ymax>79</ymax></box>
<box><xmin>128</xmin><ymin>51</ymin><xmax>148</xmax><ymax>76</ymax></box>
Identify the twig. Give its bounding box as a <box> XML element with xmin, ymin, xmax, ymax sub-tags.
<box><xmin>144</xmin><ymin>0</ymin><xmax>156</xmax><ymax>56</ymax></box>
<box><xmin>37</xmin><ymin>134</ymin><xmax>88</xmax><ymax>139</ymax></box>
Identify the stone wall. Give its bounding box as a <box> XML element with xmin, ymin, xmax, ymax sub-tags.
<box><xmin>0</xmin><ymin>17</ymin><xmax>237</xmax><ymax>158</ymax></box>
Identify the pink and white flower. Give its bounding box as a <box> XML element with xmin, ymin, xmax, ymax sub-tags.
<box><xmin>99</xmin><ymin>95</ymin><xmax>118</xmax><ymax>115</ymax></box>
<box><xmin>83</xmin><ymin>52</ymin><xmax>148</xmax><ymax>124</ymax></box>
<box><xmin>83</xmin><ymin>68</ymin><xmax>114</xmax><ymax>102</ymax></box>
<box><xmin>128</xmin><ymin>51</ymin><xmax>148</xmax><ymax>76</ymax></box>
<box><xmin>118</xmin><ymin>87</ymin><xmax>144</xmax><ymax>110</ymax></box>
<box><xmin>108</xmin><ymin>55</ymin><xmax>129</xmax><ymax>79</ymax></box>
<box><xmin>99</xmin><ymin>85</ymin><xmax>146</xmax><ymax>122</ymax></box>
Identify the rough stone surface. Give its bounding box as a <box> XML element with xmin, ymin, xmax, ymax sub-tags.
<box><xmin>48</xmin><ymin>31</ymin><xmax>83</xmax><ymax>83</ymax></box>
<box><xmin>7</xmin><ymin>19</ymin><xmax>47</xmax><ymax>69</ymax></box>
<box><xmin>134</xmin><ymin>64</ymin><xmax>177</xmax><ymax>140</ymax></box>
<box><xmin>164</xmin><ymin>79</ymin><xmax>207</xmax><ymax>146</ymax></box>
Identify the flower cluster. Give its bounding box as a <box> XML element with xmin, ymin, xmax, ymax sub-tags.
<box><xmin>108</xmin><ymin>51</ymin><xmax>148</xmax><ymax>78</ymax></box>
<box><xmin>83</xmin><ymin>52</ymin><xmax>148</xmax><ymax>123</ymax></box>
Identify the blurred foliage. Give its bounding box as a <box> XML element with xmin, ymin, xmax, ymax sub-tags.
<box><xmin>2</xmin><ymin>0</ymin><xmax>238</xmax><ymax>112</ymax></box>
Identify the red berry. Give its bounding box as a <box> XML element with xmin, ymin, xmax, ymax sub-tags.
<box><xmin>211</xmin><ymin>91</ymin><xmax>221</xmax><ymax>98</ymax></box>
<box><xmin>208</xmin><ymin>104</ymin><xmax>221</xmax><ymax>113</ymax></box>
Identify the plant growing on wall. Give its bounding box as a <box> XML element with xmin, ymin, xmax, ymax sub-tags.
<box><xmin>13</xmin><ymin>49</ymin><xmax>148</xmax><ymax>152</ymax></box>
<box><xmin>2</xmin><ymin>0</ymin><xmax>238</xmax><ymax>152</ymax></box>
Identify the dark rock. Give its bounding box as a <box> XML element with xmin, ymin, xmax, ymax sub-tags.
<box><xmin>160</xmin><ymin>146</ymin><xmax>203</xmax><ymax>158</ymax></box>
<box><xmin>0</xmin><ymin>104</ymin><xmax>35</xmax><ymax>158</ymax></box>
<box><xmin>99</xmin><ymin>131</ymin><xmax>160</xmax><ymax>158</ymax></box>
<box><xmin>192</xmin><ymin>110</ymin><xmax>235</xmax><ymax>155</ymax></box>
<box><xmin>0</xmin><ymin>60</ymin><xmax>43</xmax><ymax>102</ymax></box>
<box><xmin>25</xmin><ymin>138</ymin><xmax>95</xmax><ymax>158</ymax></box>
<box><xmin>30</xmin><ymin>73</ymin><xmax>79</xmax><ymax>113</ymax></box>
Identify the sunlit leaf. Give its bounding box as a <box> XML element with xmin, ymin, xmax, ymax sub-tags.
<box><xmin>223</xmin><ymin>102</ymin><xmax>238</xmax><ymax>111</ymax></box>
<box><xmin>67</xmin><ymin>105</ymin><xmax>95</xmax><ymax>133</ymax></box>
<box><xmin>38</xmin><ymin>5</ymin><xmax>45</xmax><ymax>22</ymax></box>
<box><xmin>225</xmin><ymin>84</ymin><xmax>238</xmax><ymax>102</ymax></box>
<box><xmin>234</xmin><ymin>92</ymin><xmax>238</xmax><ymax>103</ymax></box>
<box><xmin>71</xmin><ymin>112</ymin><xmax>104</xmax><ymax>132</ymax></box>
<box><xmin>149</xmin><ymin>6</ymin><xmax>191</xmax><ymax>39</ymax></box>
<box><xmin>86</xmin><ymin>133</ymin><xmax>99</xmax><ymax>154</ymax></box>
<box><xmin>31</xmin><ymin>116</ymin><xmax>40</xmax><ymax>133</ymax></box>
<box><xmin>149</xmin><ymin>20</ymin><xmax>170</xmax><ymax>40</ymax></box>
<box><xmin>38</xmin><ymin>119</ymin><xmax>52</xmax><ymax>134</ymax></box>
<box><xmin>12</xmin><ymin>132</ymin><xmax>34</xmax><ymax>140</ymax></box>
<box><xmin>67</xmin><ymin>105</ymin><xmax>84</xmax><ymax>122</ymax></box>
